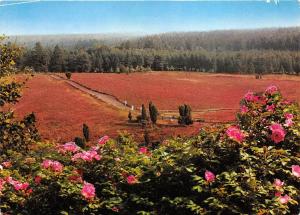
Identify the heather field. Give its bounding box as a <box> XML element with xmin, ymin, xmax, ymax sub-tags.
<box><xmin>4</xmin><ymin>72</ymin><xmax>300</xmax><ymax>142</ymax></box>
<box><xmin>71</xmin><ymin>72</ymin><xmax>300</xmax><ymax>110</ymax></box>
<box><xmin>7</xmin><ymin>72</ymin><xmax>300</xmax><ymax>144</ymax></box>
<box><xmin>9</xmin><ymin>75</ymin><xmax>129</xmax><ymax>142</ymax></box>
<box><xmin>8</xmin><ymin>74</ymin><xmax>202</xmax><ymax>143</ymax></box>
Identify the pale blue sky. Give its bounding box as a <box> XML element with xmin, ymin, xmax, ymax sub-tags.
<box><xmin>0</xmin><ymin>1</ymin><xmax>299</xmax><ymax>35</ymax></box>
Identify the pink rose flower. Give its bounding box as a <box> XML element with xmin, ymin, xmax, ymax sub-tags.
<box><xmin>284</xmin><ymin>113</ymin><xmax>294</xmax><ymax>120</ymax></box>
<box><xmin>205</xmin><ymin>170</ymin><xmax>215</xmax><ymax>183</ymax></box>
<box><xmin>269</xmin><ymin>123</ymin><xmax>283</xmax><ymax>131</ymax></box>
<box><xmin>72</xmin><ymin>150</ymin><xmax>101</xmax><ymax>162</ymax></box>
<box><xmin>27</xmin><ymin>188</ymin><xmax>33</xmax><ymax>195</ymax></box>
<box><xmin>284</xmin><ymin>119</ymin><xmax>293</xmax><ymax>127</ymax></box>
<box><xmin>112</xmin><ymin>207</ymin><xmax>119</xmax><ymax>212</ymax></box>
<box><xmin>0</xmin><ymin>178</ymin><xmax>6</xmax><ymax>192</ymax></box>
<box><xmin>58</xmin><ymin>142</ymin><xmax>79</xmax><ymax>153</ymax></box>
<box><xmin>278</xmin><ymin>194</ymin><xmax>290</xmax><ymax>204</ymax></box>
<box><xmin>6</xmin><ymin>176</ymin><xmax>13</xmax><ymax>183</ymax></box>
<box><xmin>51</xmin><ymin>161</ymin><xmax>64</xmax><ymax>172</ymax></box>
<box><xmin>13</xmin><ymin>182</ymin><xmax>29</xmax><ymax>191</ymax></box>
<box><xmin>275</xmin><ymin>191</ymin><xmax>282</xmax><ymax>197</ymax></box>
<box><xmin>266</xmin><ymin>104</ymin><xmax>275</xmax><ymax>112</ymax></box>
<box><xmin>265</xmin><ymin>85</ymin><xmax>278</xmax><ymax>95</ymax></box>
<box><xmin>41</xmin><ymin>159</ymin><xmax>64</xmax><ymax>172</ymax></box>
<box><xmin>90</xmin><ymin>146</ymin><xmax>100</xmax><ymax>151</ymax></box>
<box><xmin>269</xmin><ymin>123</ymin><xmax>286</xmax><ymax>143</ymax></box>
<box><xmin>1</xmin><ymin>161</ymin><xmax>12</xmax><ymax>168</ymax></box>
<box><xmin>98</xmin><ymin>135</ymin><xmax>109</xmax><ymax>145</ymax></box>
<box><xmin>271</xmin><ymin>129</ymin><xmax>285</xmax><ymax>144</ymax></box>
<box><xmin>226</xmin><ymin>126</ymin><xmax>245</xmax><ymax>142</ymax></box>
<box><xmin>292</xmin><ymin>165</ymin><xmax>300</xmax><ymax>178</ymax></box>
<box><xmin>244</xmin><ymin>91</ymin><xmax>259</xmax><ymax>102</ymax></box>
<box><xmin>127</xmin><ymin>175</ymin><xmax>138</xmax><ymax>184</ymax></box>
<box><xmin>7</xmin><ymin>178</ymin><xmax>29</xmax><ymax>191</ymax></box>
<box><xmin>240</xmin><ymin>105</ymin><xmax>249</xmax><ymax>114</ymax></box>
<box><xmin>139</xmin><ymin>147</ymin><xmax>148</xmax><ymax>154</ymax></box>
<box><xmin>273</xmin><ymin>179</ymin><xmax>284</xmax><ymax>189</ymax></box>
<box><xmin>81</xmin><ymin>181</ymin><xmax>96</xmax><ymax>200</ymax></box>
<box><xmin>34</xmin><ymin>176</ymin><xmax>42</xmax><ymax>184</ymax></box>
<box><xmin>41</xmin><ymin>159</ymin><xmax>53</xmax><ymax>169</ymax></box>
<box><xmin>139</xmin><ymin>147</ymin><xmax>151</xmax><ymax>156</ymax></box>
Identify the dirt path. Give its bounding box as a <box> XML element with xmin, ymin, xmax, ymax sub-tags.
<box><xmin>51</xmin><ymin>74</ymin><xmax>133</xmax><ymax>111</ymax></box>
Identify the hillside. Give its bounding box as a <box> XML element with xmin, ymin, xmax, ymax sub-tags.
<box><xmin>119</xmin><ymin>27</ymin><xmax>300</xmax><ymax>51</ymax></box>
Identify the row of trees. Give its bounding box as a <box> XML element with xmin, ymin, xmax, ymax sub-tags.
<box><xmin>17</xmin><ymin>42</ymin><xmax>300</xmax><ymax>74</ymax></box>
<box><xmin>129</xmin><ymin>102</ymin><xmax>193</xmax><ymax>126</ymax></box>
<box><xmin>129</xmin><ymin>102</ymin><xmax>160</xmax><ymax>125</ymax></box>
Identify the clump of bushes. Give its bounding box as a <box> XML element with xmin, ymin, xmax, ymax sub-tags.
<box><xmin>178</xmin><ymin>104</ymin><xmax>193</xmax><ymax>125</ymax></box>
<box><xmin>0</xmin><ymin>83</ymin><xmax>299</xmax><ymax>214</ymax></box>
<box><xmin>137</xmin><ymin>104</ymin><xmax>149</xmax><ymax>127</ymax></box>
<box><xmin>65</xmin><ymin>72</ymin><xmax>72</xmax><ymax>79</ymax></box>
<box><xmin>82</xmin><ymin>123</ymin><xmax>89</xmax><ymax>142</ymax></box>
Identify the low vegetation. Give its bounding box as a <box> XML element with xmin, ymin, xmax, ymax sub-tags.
<box><xmin>70</xmin><ymin>72</ymin><xmax>300</xmax><ymax>110</ymax></box>
<box><xmin>178</xmin><ymin>104</ymin><xmax>193</xmax><ymax>125</ymax></box>
<box><xmin>65</xmin><ymin>72</ymin><xmax>72</xmax><ymax>79</ymax></box>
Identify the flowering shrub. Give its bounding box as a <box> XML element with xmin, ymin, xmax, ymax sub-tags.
<box><xmin>0</xmin><ymin>84</ymin><xmax>299</xmax><ymax>214</ymax></box>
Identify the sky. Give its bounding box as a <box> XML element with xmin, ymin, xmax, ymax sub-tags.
<box><xmin>0</xmin><ymin>0</ymin><xmax>300</xmax><ymax>35</ymax></box>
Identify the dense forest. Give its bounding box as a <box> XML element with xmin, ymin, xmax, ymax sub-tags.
<box><xmin>13</xmin><ymin>27</ymin><xmax>300</xmax><ymax>74</ymax></box>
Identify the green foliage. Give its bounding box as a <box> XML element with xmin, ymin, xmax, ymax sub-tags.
<box><xmin>73</xmin><ymin>50</ymin><xmax>91</xmax><ymax>72</ymax></box>
<box><xmin>143</xmin><ymin>129</ymin><xmax>150</xmax><ymax>146</ymax></box>
<box><xmin>118</xmin><ymin>64</ymin><xmax>128</xmax><ymax>73</ymax></box>
<box><xmin>30</xmin><ymin>42</ymin><xmax>49</xmax><ymax>72</ymax></box>
<box><xmin>49</xmin><ymin>45</ymin><xmax>65</xmax><ymax>72</ymax></box>
<box><xmin>178</xmin><ymin>104</ymin><xmax>193</xmax><ymax>125</ymax></box>
<box><xmin>0</xmin><ymin>36</ymin><xmax>39</xmax><ymax>156</ymax></box>
<box><xmin>0</xmin><ymin>111</ymin><xmax>39</xmax><ymax>155</ymax></box>
<box><xmin>149</xmin><ymin>101</ymin><xmax>159</xmax><ymax>124</ymax></box>
<box><xmin>0</xmin><ymin>81</ymin><xmax>22</xmax><ymax>106</ymax></box>
<box><xmin>82</xmin><ymin>123</ymin><xmax>90</xmax><ymax>142</ymax></box>
<box><xmin>152</xmin><ymin>55</ymin><xmax>164</xmax><ymax>71</ymax></box>
<box><xmin>140</xmin><ymin>104</ymin><xmax>148</xmax><ymax>124</ymax></box>
<box><xmin>128</xmin><ymin>111</ymin><xmax>132</xmax><ymax>122</ymax></box>
<box><xmin>13</xmin><ymin>28</ymin><xmax>300</xmax><ymax>74</ymax></box>
<box><xmin>65</xmin><ymin>72</ymin><xmax>72</xmax><ymax>79</ymax></box>
<box><xmin>74</xmin><ymin>136</ymin><xmax>85</xmax><ymax>149</ymax></box>
<box><xmin>0</xmin><ymin>35</ymin><xmax>21</xmax><ymax>76</ymax></box>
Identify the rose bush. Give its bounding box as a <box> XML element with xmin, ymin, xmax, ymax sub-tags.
<box><xmin>0</xmin><ymin>85</ymin><xmax>299</xmax><ymax>214</ymax></box>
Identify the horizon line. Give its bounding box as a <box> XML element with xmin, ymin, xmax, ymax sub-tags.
<box><xmin>4</xmin><ymin>25</ymin><xmax>300</xmax><ymax>37</ymax></box>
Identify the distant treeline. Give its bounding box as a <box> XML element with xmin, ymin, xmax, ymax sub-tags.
<box><xmin>15</xmin><ymin>27</ymin><xmax>300</xmax><ymax>74</ymax></box>
<box><xmin>119</xmin><ymin>27</ymin><xmax>300</xmax><ymax>51</ymax></box>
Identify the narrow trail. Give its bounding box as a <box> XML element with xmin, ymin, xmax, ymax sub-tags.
<box><xmin>50</xmin><ymin>74</ymin><xmax>237</xmax><ymax>120</ymax></box>
<box><xmin>50</xmin><ymin>74</ymin><xmax>132</xmax><ymax>111</ymax></box>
